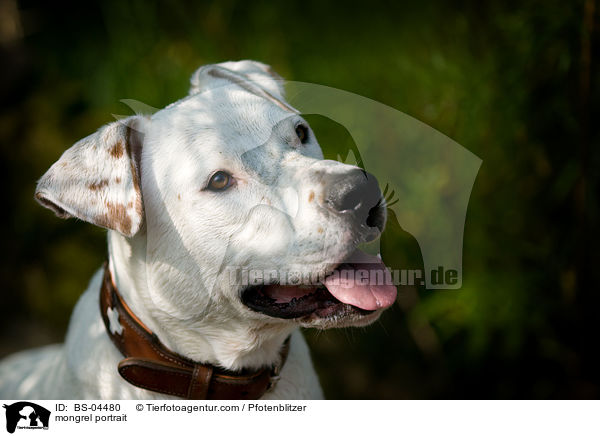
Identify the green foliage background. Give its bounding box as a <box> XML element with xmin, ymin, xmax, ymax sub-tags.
<box><xmin>1</xmin><ymin>0</ymin><xmax>598</xmax><ymax>398</ymax></box>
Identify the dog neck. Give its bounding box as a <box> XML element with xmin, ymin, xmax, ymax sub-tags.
<box><xmin>107</xmin><ymin>230</ymin><xmax>295</xmax><ymax>372</ymax></box>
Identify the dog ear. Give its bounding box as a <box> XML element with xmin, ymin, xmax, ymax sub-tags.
<box><xmin>189</xmin><ymin>60</ymin><xmax>285</xmax><ymax>99</ymax></box>
<box><xmin>35</xmin><ymin>116</ymin><xmax>147</xmax><ymax>237</ymax></box>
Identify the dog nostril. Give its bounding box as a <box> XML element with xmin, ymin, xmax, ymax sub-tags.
<box><xmin>367</xmin><ymin>201</ymin><xmax>386</xmax><ymax>232</ymax></box>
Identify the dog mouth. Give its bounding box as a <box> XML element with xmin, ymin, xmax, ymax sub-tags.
<box><xmin>241</xmin><ymin>250</ymin><xmax>397</xmax><ymax>320</ymax></box>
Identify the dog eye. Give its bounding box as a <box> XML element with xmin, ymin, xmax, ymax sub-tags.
<box><xmin>295</xmin><ymin>125</ymin><xmax>309</xmax><ymax>144</ymax></box>
<box><xmin>207</xmin><ymin>171</ymin><xmax>233</xmax><ymax>191</ymax></box>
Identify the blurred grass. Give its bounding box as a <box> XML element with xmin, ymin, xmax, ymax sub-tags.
<box><xmin>1</xmin><ymin>0</ymin><xmax>598</xmax><ymax>398</ymax></box>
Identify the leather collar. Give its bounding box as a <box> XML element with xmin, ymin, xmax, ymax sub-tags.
<box><xmin>99</xmin><ymin>262</ymin><xmax>290</xmax><ymax>400</ymax></box>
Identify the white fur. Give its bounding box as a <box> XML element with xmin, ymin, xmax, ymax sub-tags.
<box><xmin>0</xmin><ymin>60</ymin><xmax>386</xmax><ymax>400</ymax></box>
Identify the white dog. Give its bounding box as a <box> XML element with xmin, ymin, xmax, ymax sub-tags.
<box><xmin>0</xmin><ymin>61</ymin><xmax>396</xmax><ymax>400</ymax></box>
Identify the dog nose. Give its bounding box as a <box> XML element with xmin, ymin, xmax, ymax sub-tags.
<box><xmin>324</xmin><ymin>169</ymin><xmax>385</xmax><ymax>232</ymax></box>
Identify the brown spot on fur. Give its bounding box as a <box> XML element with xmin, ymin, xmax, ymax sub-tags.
<box><xmin>177</xmin><ymin>194</ymin><xmax>181</xmax><ymax>200</ymax></box>
<box><xmin>97</xmin><ymin>201</ymin><xmax>131</xmax><ymax>235</ymax></box>
<box><xmin>115</xmin><ymin>177</ymin><xmax>121</xmax><ymax>184</ymax></box>
<box><xmin>318</xmin><ymin>227</ymin><xmax>324</xmax><ymax>234</ymax></box>
<box><xmin>109</xmin><ymin>141</ymin><xmax>124</xmax><ymax>158</ymax></box>
<box><xmin>88</xmin><ymin>180</ymin><xmax>109</xmax><ymax>190</ymax></box>
<box><xmin>308</xmin><ymin>191</ymin><xmax>315</xmax><ymax>203</ymax></box>
<box><xmin>127</xmin><ymin>201</ymin><xmax>133</xmax><ymax>208</ymax></box>
<box><xmin>129</xmin><ymin>159</ymin><xmax>143</xmax><ymax>219</ymax></box>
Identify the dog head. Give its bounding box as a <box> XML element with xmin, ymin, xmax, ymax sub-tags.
<box><xmin>35</xmin><ymin>60</ymin><xmax>397</xmax><ymax>334</ymax></box>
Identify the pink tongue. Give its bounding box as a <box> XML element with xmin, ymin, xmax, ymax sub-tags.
<box><xmin>323</xmin><ymin>250</ymin><xmax>397</xmax><ymax>311</ymax></box>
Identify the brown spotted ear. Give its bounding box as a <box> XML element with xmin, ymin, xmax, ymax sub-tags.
<box><xmin>35</xmin><ymin>116</ymin><xmax>147</xmax><ymax>237</ymax></box>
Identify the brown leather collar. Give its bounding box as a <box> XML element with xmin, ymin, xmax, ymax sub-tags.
<box><xmin>99</xmin><ymin>262</ymin><xmax>290</xmax><ymax>400</ymax></box>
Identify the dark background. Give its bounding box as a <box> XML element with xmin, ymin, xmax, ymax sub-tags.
<box><xmin>1</xmin><ymin>0</ymin><xmax>598</xmax><ymax>399</ymax></box>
